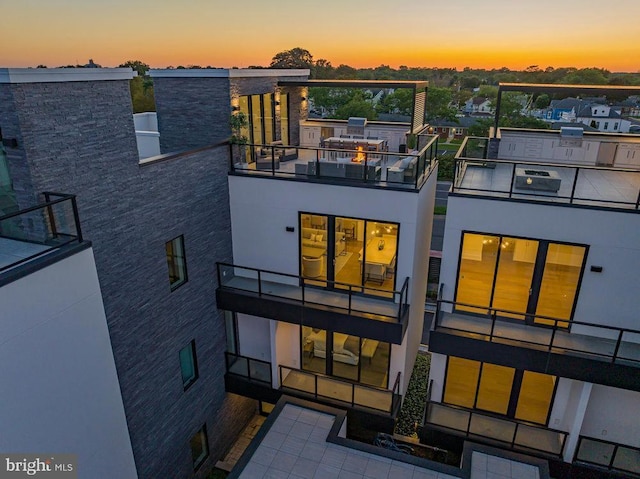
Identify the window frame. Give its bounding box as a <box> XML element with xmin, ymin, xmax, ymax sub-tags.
<box><xmin>166</xmin><ymin>235</ymin><xmax>188</xmax><ymax>291</ymax></box>
<box><xmin>190</xmin><ymin>423</ymin><xmax>209</xmax><ymax>471</ymax></box>
<box><xmin>179</xmin><ymin>340</ymin><xmax>199</xmax><ymax>391</ymax></box>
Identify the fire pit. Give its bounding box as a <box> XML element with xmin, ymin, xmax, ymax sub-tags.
<box><xmin>515</xmin><ymin>168</ymin><xmax>561</xmax><ymax>192</ymax></box>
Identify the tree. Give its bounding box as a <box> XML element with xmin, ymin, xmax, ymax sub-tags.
<box><xmin>376</xmin><ymin>89</ymin><xmax>413</xmax><ymax>116</ymax></box>
<box><xmin>119</xmin><ymin>60</ymin><xmax>150</xmax><ymax>77</ymax></box>
<box><xmin>269</xmin><ymin>48</ymin><xmax>314</xmax><ymax>69</ymax></box>
<box><xmin>425</xmin><ymin>87</ymin><xmax>457</xmax><ymax>122</ymax></box>
<box><xmin>561</xmin><ymin>68</ymin><xmax>609</xmax><ymax>85</ymax></box>
<box><xmin>312</xmin><ymin>59</ymin><xmax>334</xmax><ymax>79</ymax></box>
<box><xmin>335</xmin><ymin>95</ymin><xmax>378</xmax><ymax>120</ymax></box>
<box><xmin>534</xmin><ymin>94</ymin><xmax>551</xmax><ymax>109</ymax></box>
<box><xmin>129</xmin><ymin>76</ymin><xmax>155</xmax><ymax>113</ymax></box>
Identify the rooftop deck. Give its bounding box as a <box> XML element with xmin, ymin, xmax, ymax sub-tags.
<box><xmin>452</xmin><ymin>136</ymin><xmax>640</xmax><ymax>211</ymax></box>
<box><xmin>229</xmin><ymin>133</ymin><xmax>439</xmax><ymax>191</ymax></box>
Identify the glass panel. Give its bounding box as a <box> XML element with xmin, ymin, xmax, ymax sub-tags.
<box><xmin>354</xmin><ymin>384</ymin><xmax>392</xmax><ymax>412</ymax></box>
<box><xmin>443</xmin><ymin>357</ymin><xmax>480</xmax><ymax>408</ymax></box>
<box><xmin>362</xmin><ymin>221</ymin><xmax>398</xmax><ymax>295</ymax></box>
<box><xmin>332</xmin><ymin>332</ymin><xmax>359</xmax><ymax>381</ymax></box>
<box><xmin>300</xmin><ymin>214</ymin><xmax>328</xmax><ymax>286</ymax></box>
<box><xmin>515</xmin><ymin>423</ymin><xmax>564</xmax><ymax>455</ymax></box>
<box><xmin>334</xmin><ymin>217</ymin><xmax>364</xmax><ymax>292</ymax></box>
<box><xmin>492</xmin><ymin>238</ymin><xmax>538</xmax><ymax>319</ymax></box>
<box><xmin>250</xmin><ymin>359</ymin><xmax>271</xmax><ymax>384</ymax></box>
<box><xmin>190</xmin><ymin>426</ymin><xmax>209</xmax><ymax>468</ymax></box>
<box><xmin>455</xmin><ymin>233</ymin><xmax>499</xmax><ymax>313</ymax></box>
<box><xmin>302</xmin><ymin>326</ymin><xmax>326</xmax><ymax>375</ymax></box>
<box><xmin>251</xmin><ymin>95</ymin><xmax>262</xmax><ymax>144</ymax></box>
<box><xmin>263</xmin><ymin>94</ymin><xmax>274</xmax><ymax>143</ymax></box>
<box><xmin>535</xmin><ymin>243</ymin><xmax>586</xmax><ymax>327</ymax></box>
<box><xmin>279</xmin><ymin>93</ymin><xmax>289</xmax><ymax>144</ymax></box>
<box><xmin>239</xmin><ymin>96</ymin><xmax>250</xmax><ymax>145</ymax></box>
<box><xmin>317</xmin><ymin>375</ymin><xmax>352</xmax><ymax>403</ymax></box>
<box><xmin>576</xmin><ymin>438</ymin><xmax>615</xmax><ymax>466</ymax></box>
<box><xmin>359</xmin><ymin>340</ymin><xmax>390</xmax><ymax>388</ymax></box>
<box><xmin>613</xmin><ymin>446</ymin><xmax>640</xmax><ymax>473</ymax></box>
<box><xmin>428</xmin><ymin>403</ymin><xmax>470</xmax><ymax>431</ymax></box>
<box><xmin>166</xmin><ymin>236</ymin><xmax>187</xmax><ymax>290</ymax></box>
<box><xmin>476</xmin><ymin>363</ymin><xmax>514</xmax><ymax>415</ymax></box>
<box><xmin>179</xmin><ymin>342</ymin><xmax>197</xmax><ymax>386</ymax></box>
<box><xmin>515</xmin><ymin>371</ymin><xmax>555</xmax><ymax>424</ymax></box>
<box><xmin>469</xmin><ymin>413</ymin><xmax>516</xmax><ymax>443</ymax></box>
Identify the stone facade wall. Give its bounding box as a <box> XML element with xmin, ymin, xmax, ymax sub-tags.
<box><xmin>153</xmin><ymin>77</ymin><xmax>232</xmax><ymax>153</ymax></box>
<box><xmin>4</xmin><ymin>79</ymin><xmax>255</xmax><ymax>479</ymax></box>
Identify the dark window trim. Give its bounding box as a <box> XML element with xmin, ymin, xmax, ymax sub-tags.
<box><xmin>180</xmin><ymin>340</ymin><xmax>199</xmax><ymax>391</ymax></box>
<box><xmin>166</xmin><ymin>235</ymin><xmax>188</xmax><ymax>292</ymax></box>
<box><xmin>452</xmin><ymin>230</ymin><xmax>589</xmax><ymax>326</ymax></box>
<box><xmin>442</xmin><ymin>356</ymin><xmax>559</xmax><ymax>427</ymax></box>
<box><xmin>191</xmin><ymin>423</ymin><xmax>209</xmax><ymax>471</ymax></box>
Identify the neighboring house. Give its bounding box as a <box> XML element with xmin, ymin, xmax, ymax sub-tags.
<box><xmin>576</xmin><ymin>103</ymin><xmax>631</xmax><ymax>133</ymax></box>
<box><xmin>429</xmin><ymin>117</ymin><xmax>483</xmax><ymax>140</ymax></box>
<box><xmin>0</xmin><ymin>195</ymin><xmax>137</xmax><ymax>479</ymax></box>
<box><xmin>464</xmin><ymin>97</ymin><xmax>493</xmax><ymax>115</ymax></box>
<box><xmin>427</xmin><ymin>125</ymin><xmax>640</xmax><ymax>478</ymax></box>
<box><xmin>545</xmin><ymin>97</ymin><xmax>583</xmax><ymax>121</ymax></box>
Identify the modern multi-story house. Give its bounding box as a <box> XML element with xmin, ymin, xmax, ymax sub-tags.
<box><xmin>148</xmin><ymin>71</ymin><xmax>439</xmax><ymax>432</ymax></box>
<box><xmin>0</xmin><ymin>192</ymin><xmax>137</xmax><ymax>477</ymax></box>
<box><xmin>424</xmin><ymin>83</ymin><xmax>640</xmax><ymax>477</ymax></box>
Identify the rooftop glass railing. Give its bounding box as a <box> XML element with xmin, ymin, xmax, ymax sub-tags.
<box><xmin>0</xmin><ymin>192</ymin><xmax>83</xmax><ymax>273</ymax></box>
<box><xmin>453</xmin><ymin>136</ymin><xmax>640</xmax><ymax>211</ymax></box>
<box><xmin>228</xmin><ymin>134</ymin><xmax>439</xmax><ymax>191</ymax></box>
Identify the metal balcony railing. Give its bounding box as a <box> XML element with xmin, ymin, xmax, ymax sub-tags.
<box><xmin>225</xmin><ymin>352</ymin><xmax>272</xmax><ymax>386</ymax></box>
<box><xmin>0</xmin><ymin>192</ymin><xmax>83</xmax><ymax>273</ymax></box>
<box><xmin>217</xmin><ymin>262</ymin><xmax>410</xmax><ymax>323</ymax></box>
<box><xmin>279</xmin><ymin>365</ymin><xmax>402</xmax><ymax>415</ymax></box>
<box><xmin>434</xmin><ymin>299</ymin><xmax>640</xmax><ymax>366</ymax></box>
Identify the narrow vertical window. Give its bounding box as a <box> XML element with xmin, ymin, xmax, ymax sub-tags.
<box><xmin>190</xmin><ymin>424</ymin><xmax>209</xmax><ymax>470</ymax></box>
<box><xmin>179</xmin><ymin>340</ymin><xmax>198</xmax><ymax>390</ymax></box>
<box><xmin>166</xmin><ymin>235</ymin><xmax>187</xmax><ymax>290</ymax></box>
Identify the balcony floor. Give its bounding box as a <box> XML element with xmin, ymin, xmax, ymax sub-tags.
<box><xmin>0</xmin><ymin>237</ymin><xmax>50</xmax><ymax>271</ymax></box>
<box><xmin>438</xmin><ymin>312</ymin><xmax>640</xmax><ymax>365</ymax></box>
<box><xmin>223</xmin><ymin>275</ymin><xmax>399</xmax><ymax>321</ymax></box>
<box><xmin>458</xmin><ymin>163</ymin><xmax>640</xmax><ymax>209</ymax></box>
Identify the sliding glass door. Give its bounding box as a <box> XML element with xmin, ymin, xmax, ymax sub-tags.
<box><xmin>300</xmin><ymin>213</ymin><xmax>399</xmax><ymax>295</ymax></box>
<box><xmin>455</xmin><ymin>232</ymin><xmax>587</xmax><ymax>326</ymax></box>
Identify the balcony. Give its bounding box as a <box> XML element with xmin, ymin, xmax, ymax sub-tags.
<box><xmin>452</xmin><ymin>137</ymin><xmax>640</xmax><ymax>212</ymax></box>
<box><xmin>429</xmin><ymin>300</ymin><xmax>640</xmax><ymax>391</ymax></box>
<box><xmin>228</xmin><ymin>133</ymin><xmax>439</xmax><ymax>192</ymax></box>
<box><xmin>216</xmin><ymin>263</ymin><xmax>410</xmax><ymax>344</ymax></box>
<box><xmin>423</xmin><ymin>400</ymin><xmax>567</xmax><ymax>458</ymax></box>
<box><xmin>0</xmin><ymin>193</ymin><xmax>85</xmax><ymax>282</ymax></box>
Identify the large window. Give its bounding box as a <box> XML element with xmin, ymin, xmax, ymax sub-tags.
<box><xmin>300</xmin><ymin>213</ymin><xmax>399</xmax><ymax>296</ymax></box>
<box><xmin>455</xmin><ymin>232</ymin><xmax>586</xmax><ymax>326</ymax></box>
<box><xmin>443</xmin><ymin>357</ymin><xmax>556</xmax><ymax>425</ymax></box>
<box><xmin>166</xmin><ymin>235</ymin><xmax>187</xmax><ymax>291</ymax></box>
<box><xmin>301</xmin><ymin>326</ymin><xmax>390</xmax><ymax>388</ymax></box>
<box><xmin>190</xmin><ymin>424</ymin><xmax>209</xmax><ymax>470</ymax></box>
<box><xmin>239</xmin><ymin>93</ymin><xmax>277</xmax><ymax>145</ymax></box>
<box><xmin>179</xmin><ymin>340</ymin><xmax>198</xmax><ymax>390</ymax></box>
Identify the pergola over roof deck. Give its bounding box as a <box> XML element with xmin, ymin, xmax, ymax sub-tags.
<box><xmin>278</xmin><ymin>79</ymin><xmax>429</xmax><ymax>134</ymax></box>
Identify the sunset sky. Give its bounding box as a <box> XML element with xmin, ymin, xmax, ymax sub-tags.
<box><xmin>2</xmin><ymin>0</ymin><xmax>639</xmax><ymax>71</ymax></box>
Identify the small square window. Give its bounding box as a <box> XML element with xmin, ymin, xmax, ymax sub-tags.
<box><xmin>166</xmin><ymin>235</ymin><xmax>187</xmax><ymax>290</ymax></box>
<box><xmin>190</xmin><ymin>424</ymin><xmax>209</xmax><ymax>470</ymax></box>
<box><xmin>179</xmin><ymin>340</ymin><xmax>198</xmax><ymax>390</ymax></box>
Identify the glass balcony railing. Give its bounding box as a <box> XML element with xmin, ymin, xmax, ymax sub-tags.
<box><xmin>424</xmin><ymin>400</ymin><xmax>567</xmax><ymax>457</ymax></box>
<box><xmin>0</xmin><ymin>192</ymin><xmax>83</xmax><ymax>273</ymax></box>
<box><xmin>217</xmin><ymin>262</ymin><xmax>410</xmax><ymax>323</ymax></box>
<box><xmin>225</xmin><ymin>352</ymin><xmax>272</xmax><ymax>386</ymax></box>
<box><xmin>453</xmin><ymin>136</ymin><xmax>640</xmax><ymax>211</ymax></box>
<box><xmin>434</xmin><ymin>299</ymin><xmax>640</xmax><ymax>367</ymax></box>
<box><xmin>279</xmin><ymin>365</ymin><xmax>402</xmax><ymax>415</ymax></box>
<box><xmin>575</xmin><ymin>436</ymin><xmax>640</xmax><ymax>476</ymax></box>
<box><xmin>228</xmin><ymin>134</ymin><xmax>439</xmax><ymax>191</ymax></box>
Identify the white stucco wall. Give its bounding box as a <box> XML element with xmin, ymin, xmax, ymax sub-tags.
<box><xmin>440</xmin><ymin>196</ymin><xmax>640</xmax><ymax>331</ymax></box>
<box><xmin>581</xmin><ymin>385</ymin><xmax>640</xmax><ymax>448</ymax></box>
<box><xmin>228</xmin><ymin>175</ymin><xmax>437</xmax><ymax>391</ymax></box>
<box><xmin>237</xmin><ymin>313</ymin><xmax>271</xmax><ymax>362</ymax></box>
<box><xmin>0</xmin><ymin>248</ymin><xmax>138</xmax><ymax>479</ymax></box>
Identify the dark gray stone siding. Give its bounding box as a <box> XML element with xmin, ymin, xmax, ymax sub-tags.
<box><xmin>3</xmin><ymin>79</ymin><xmax>255</xmax><ymax>479</ymax></box>
<box><xmin>153</xmin><ymin>77</ymin><xmax>232</xmax><ymax>153</ymax></box>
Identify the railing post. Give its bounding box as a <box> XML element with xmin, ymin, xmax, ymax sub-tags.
<box><xmin>43</xmin><ymin>192</ymin><xmax>59</xmax><ymax>240</ymax></box>
<box><xmin>257</xmin><ymin>270</ymin><xmax>262</xmax><ymax>296</ymax></box>
<box><xmin>549</xmin><ymin>326</ymin><xmax>557</xmax><ymax>352</ymax></box>
<box><xmin>569</xmin><ymin>168</ymin><xmax>580</xmax><ymax>204</ymax></box>
<box><xmin>511</xmin><ymin>423</ymin><xmax>518</xmax><ymax>449</ymax></box>
<box><xmin>612</xmin><ymin>330</ymin><xmax>624</xmax><ymax>363</ymax></box>
<box><xmin>351</xmin><ymin>384</ymin><xmax>355</xmax><ymax>407</ymax></box>
<box><xmin>70</xmin><ymin>196</ymin><xmax>83</xmax><ymax>242</ymax></box>
<box><xmin>508</xmin><ymin>165</ymin><xmax>516</xmax><ymax>198</ymax></box>
<box><xmin>489</xmin><ymin>309</ymin><xmax>497</xmax><ymax>340</ymax></box>
<box><xmin>314</xmin><ymin>374</ymin><xmax>318</xmax><ymax>399</ymax></box>
<box><xmin>635</xmin><ymin>185</ymin><xmax>640</xmax><ymax>210</ymax></box>
<box><xmin>301</xmin><ymin>279</ymin><xmax>305</xmax><ymax>305</ymax></box>
<box><xmin>348</xmin><ymin>285</ymin><xmax>352</xmax><ymax>313</ymax></box>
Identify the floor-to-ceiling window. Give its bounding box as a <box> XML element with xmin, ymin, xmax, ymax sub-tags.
<box><xmin>455</xmin><ymin>232</ymin><xmax>587</xmax><ymax>326</ymax></box>
<box><xmin>300</xmin><ymin>213</ymin><xmax>398</xmax><ymax>295</ymax></box>
<box><xmin>239</xmin><ymin>93</ymin><xmax>277</xmax><ymax>146</ymax></box>
<box><xmin>301</xmin><ymin>326</ymin><xmax>390</xmax><ymax>389</ymax></box>
<box><xmin>443</xmin><ymin>357</ymin><xmax>557</xmax><ymax>425</ymax></box>
<box><xmin>279</xmin><ymin>93</ymin><xmax>289</xmax><ymax>145</ymax></box>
